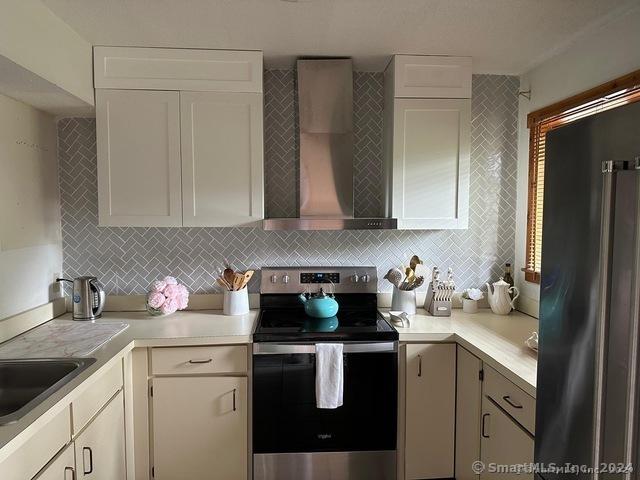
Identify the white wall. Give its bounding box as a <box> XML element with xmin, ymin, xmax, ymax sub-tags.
<box><xmin>0</xmin><ymin>0</ymin><xmax>94</xmax><ymax>106</ymax></box>
<box><xmin>0</xmin><ymin>93</ymin><xmax>62</xmax><ymax>320</ymax></box>
<box><xmin>515</xmin><ymin>6</ymin><xmax>640</xmax><ymax>317</ymax></box>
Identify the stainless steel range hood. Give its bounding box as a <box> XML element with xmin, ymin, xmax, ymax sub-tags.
<box><xmin>263</xmin><ymin>59</ymin><xmax>396</xmax><ymax>231</ymax></box>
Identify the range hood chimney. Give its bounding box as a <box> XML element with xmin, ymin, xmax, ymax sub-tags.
<box><xmin>263</xmin><ymin>58</ymin><xmax>397</xmax><ymax>230</ymax></box>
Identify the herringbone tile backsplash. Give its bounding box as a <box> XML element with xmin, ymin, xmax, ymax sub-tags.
<box><xmin>58</xmin><ymin>73</ymin><xmax>518</xmax><ymax>295</ymax></box>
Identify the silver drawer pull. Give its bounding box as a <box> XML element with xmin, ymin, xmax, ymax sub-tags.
<box><xmin>502</xmin><ymin>395</ymin><xmax>523</xmax><ymax>409</ymax></box>
<box><xmin>188</xmin><ymin>358</ymin><xmax>213</xmax><ymax>364</ymax></box>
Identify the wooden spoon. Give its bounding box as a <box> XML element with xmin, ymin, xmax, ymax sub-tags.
<box><xmin>240</xmin><ymin>270</ymin><xmax>254</xmax><ymax>290</ymax></box>
<box><xmin>232</xmin><ymin>272</ymin><xmax>246</xmax><ymax>291</ymax></box>
<box><xmin>223</xmin><ymin>266</ymin><xmax>235</xmax><ymax>287</ymax></box>
<box><xmin>216</xmin><ymin>277</ymin><xmax>231</xmax><ymax>290</ymax></box>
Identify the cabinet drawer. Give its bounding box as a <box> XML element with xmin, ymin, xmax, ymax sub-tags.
<box><xmin>0</xmin><ymin>407</ymin><xmax>71</xmax><ymax>480</ymax></box>
<box><xmin>152</xmin><ymin>346</ymin><xmax>247</xmax><ymax>375</ymax></box>
<box><xmin>484</xmin><ymin>366</ymin><xmax>535</xmax><ymax>435</ymax></box>
<box><xmin>72</xmin><ymin>361</ymin><xmax>123</xmax><ymax>435</ymax></box>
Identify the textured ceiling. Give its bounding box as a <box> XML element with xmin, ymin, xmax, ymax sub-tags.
<box><xmin>41</xmin><ymin>0</ymin><xmax>639</xmax><ymax>73</ymax></box>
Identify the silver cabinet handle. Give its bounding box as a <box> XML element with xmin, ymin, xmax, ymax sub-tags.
<box><xmin>253</xmin><ymin>342</ymin><xmax>397</xmax><ymax>355</ymax></box>
<box><xmin>232</xmin><ymin>388</ymin><xmax>237</xmax><ymax>412</ymax></box>
<box><xmin>82</xmin><ymin>447</ymin><xmax>93</xmax><ymax>475</ymax></box>
<box><xmin>64</xmin><ymin>466</ymin><xmax>76</xmax><ymax>480</ymax></box>
<box><xmin>502</xmin><ymin>395</ymin><xmax>523</xmax><ymax>409</ymax></box>
<box><xmin>188</xmin><ymin>358</ymin><xmax>212</xmax><ymax>364</ymax></box>
<box><xmin>482</xmin><ymin>413</ymin><xmax>490</xmax><ymax>438</ymax></box>
<box><xmin>417</xmin><ymin>354</ymin><xmax>422</xmax><ymax>377</ymax></box>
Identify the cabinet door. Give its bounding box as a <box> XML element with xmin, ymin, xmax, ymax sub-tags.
<box><xmin>456</xmin><ymin>347</ymin><xmax>483</xmax><ymax>480</ymax></box>
<box><xmin>480</xmin><ymin>397</ymin><xmax>534</xmax><ymax>480</ymax></box>
<box><xmin>75</xmin><ymin>390</ymin><xmax>126</xmax><ymax>480</ymax></box>
<box><xmin>34</xmin><ymin>443</ymin><xmax>75</xmax><ymax>480</ymax></box>
<box><xmin>405</xmin><ymin>343</ymin><xmax>456</xmax><ymax>479</ymax></box>
<box><xmin>152</xmin><ymin>376</ymin><xmax>247</xmax><ymax>480</ymax></box>
<box><xmin>96</xmin><ymin>89</ymin><xmax>182</xmax><ymax>227</ymax></box>
<box><xmin>392</xmin><ymin>98</ymin><xmax>470</xmax><ymax>229</ymax></box>
<box><xmin>181</xmin><ymin>91</ymin><xmax>264</xmax><ymax>227</ymax></box>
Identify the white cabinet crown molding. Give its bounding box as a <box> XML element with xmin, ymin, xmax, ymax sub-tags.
<box><xmin>94</xmin><ymin>46</ymin><xmax>263</xmax><ymax>93</ymax></box>
<box><xmin>391</xmin><ymin>55</ymin><xmax>472</xmax><ymax>99</ymax></box>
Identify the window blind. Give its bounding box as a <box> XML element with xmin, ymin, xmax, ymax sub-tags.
<box><xmin>525</xmin><ymin>71</ymin><xmax>640</xmax><ymax>284</ymax></box>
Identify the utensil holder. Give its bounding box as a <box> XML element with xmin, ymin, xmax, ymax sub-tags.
<box><xmin>391</xmin><ymin>287</ymin><xmax>416</xmax><ymax>314</ymax></box>
<box><xmin>462</xmin><ymin>299</ymin><xmax>478</xmax><ymax>314</ymax></box>
<box><xmin>223</xmin><ymin>289</ymin><xmax>249</xmax><ymax>316</ymax></box>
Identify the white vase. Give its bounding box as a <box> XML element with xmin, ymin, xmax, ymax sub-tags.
<box><xmin>391</xmin><ymin>287</ymin><xmax>416</xmax><ymax>314</ymax></box>
<box><xmin>223</xmin><ymin>289</ymin><xmax>249</xmax><ymax>315</ymax></box>
<box><xmin>462</xmin><ymin>299</ymin><xmax>478</xmax><ymax>314</ymax></box>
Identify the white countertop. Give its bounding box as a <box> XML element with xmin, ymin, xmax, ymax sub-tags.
<box><xmin>382</xmin><ymin>308</ymin><xmax>538</xmax><ymax>397</ymax></box>
<box><xmin>0</xmin><ymin>306</ymin><xmax>537</xmax><ymax>455</ymax></box>
<box><xmin>0</xmin><ymin>309</ymin><xmax>258</xmax><ymax>454</ymax></box>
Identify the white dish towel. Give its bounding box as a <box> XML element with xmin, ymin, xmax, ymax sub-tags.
<box><xmin>315</xmin><ymin>343</ymin><xmax>344</xmax><ymax>409</ymax></box>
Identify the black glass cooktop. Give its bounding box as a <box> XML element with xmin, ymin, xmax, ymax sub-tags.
<box><xmin>254</xmin><ymin>294</ymin><xmax>398</xmax><ymax>342</ymax></box>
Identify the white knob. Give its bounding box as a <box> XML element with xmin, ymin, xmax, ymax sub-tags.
<box><xmin>270</xmin><ymin>274</ymin><xmax>278</xmax><ymax>284</ymax></box>
<box><xmin>361</xmin><ymin>274</ymin><xmax>370</xmax><ymax>283</ymax></box>
<box><xmin>282</xmin><ymin>274</ymin><xmax>290</xmax><ymax>284</ymax></box>
<box><xmin>351</xmin><ymin>274</ymin><xmax>359</xmax><ymax>283</ymax></box>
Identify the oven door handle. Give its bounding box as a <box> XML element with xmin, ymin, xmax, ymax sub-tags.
<box><xmin>253</xmin><ymin>342</ymin><xmax>397</xmax><ymax>355</ymax></box>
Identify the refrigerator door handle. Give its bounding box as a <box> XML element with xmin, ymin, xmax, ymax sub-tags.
<box><xmin>623</xmin><ymin>158</ymin><xmax>640</xmax><ymax>478</ymax></box>
<box><xmin>593</xmin><ymin>161</ymin><xmax>619</xmax><ymax>477</ymax></box>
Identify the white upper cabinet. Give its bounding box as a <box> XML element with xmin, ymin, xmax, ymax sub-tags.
<box><xmin>392</xmin><ymin>98</ymin><xmax>470</xmax><ymax>229</ymax></box>
<box><xmin>384</xmin><ymin>54</ymin><xmax>472</xmax><ymax>230</ymax></box>
<box><xmin>181</xmin><ymin>91</ymin><xmax>264</xmax><ymax>227</ymax></box>
<box><xmin>391</xmin><ymin>55</ymin><xmax>471</xmax><ymax>98</ymax></box>
<box><xmin>94</xmin><ymin>46</ymin><xmax>262</xmax><ymax>93</ymax></box>
<box><xmin>96</xmin><ymin>89</ymin><xmax>183</xmax><ymax>227</ymax></box>
<box><xmin>94</xmin><ymin>47</ymin><xmax>264</xmax><ymax>228</ymax></box>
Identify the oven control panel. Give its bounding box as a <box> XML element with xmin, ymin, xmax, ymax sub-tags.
<box><xmin>300</xmin><ymin>272</ymin><xmax>340</xmax><ymax>284</ymax></box>
<box><xmin>260</xmin><ymin>267</ymin><xmax>377</xmax><ymax>294</ymax></box>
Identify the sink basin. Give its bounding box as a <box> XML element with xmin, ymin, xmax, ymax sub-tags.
<box><xmin>0</xmin><ymin>358</ymin><xmax>96</xmax><ymax>425</ymax></box>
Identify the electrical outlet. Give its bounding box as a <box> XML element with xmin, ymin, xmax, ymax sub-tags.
<box><xmin>53</xmin><ymin>273</ymin><xmax>64</xmax><ymax>296</ymax></box>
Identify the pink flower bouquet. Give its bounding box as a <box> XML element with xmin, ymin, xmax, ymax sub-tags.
<box><xmin>146</xmin><ymin>276</ymin><xmax>189</xmax><ymax>316</ymax></box>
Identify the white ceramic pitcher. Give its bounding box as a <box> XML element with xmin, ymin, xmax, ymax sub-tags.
<box><xmin>486</xmin><ymin>277</ymin><xmax>519</xmax><ymax>315</ymax></box>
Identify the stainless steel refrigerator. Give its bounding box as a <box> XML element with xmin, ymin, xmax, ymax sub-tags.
<box><xmin>537</xmin><ymin>100</ymin><xmax>640</xmax><ymax>479</ymax></box>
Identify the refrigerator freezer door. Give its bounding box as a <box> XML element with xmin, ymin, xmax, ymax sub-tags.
<box><xmin>537</xmin><ymin>101</ymin><xmax>640</xmax><ymax>480</ymax></box>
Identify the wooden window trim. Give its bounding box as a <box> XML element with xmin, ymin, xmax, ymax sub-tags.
<box><xmin>524</xmin><ymin>68</ymin><xmax>640</xmax><ymax>284</ymax></box>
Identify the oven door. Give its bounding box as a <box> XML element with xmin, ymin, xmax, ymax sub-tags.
<box><xmin>252</xmin><ymin>342</ymin><xmax>398</xmax><ymax>480</ymax></box>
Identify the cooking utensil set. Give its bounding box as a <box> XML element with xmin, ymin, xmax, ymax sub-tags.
<box><xmin>384</xmin><ymin>255</ymin><xmax>425</xmax><ymax>291</ymax></box>
<box><xmin>217</xmin><ymin>264</ymin><xmax>254</xmax><ymax>291</ymax></box>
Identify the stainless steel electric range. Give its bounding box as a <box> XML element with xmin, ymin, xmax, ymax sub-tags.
<box><xmin>252</xmin><ymin>267</ymin><xmax>399</xmax><ymax>480</ymax></box>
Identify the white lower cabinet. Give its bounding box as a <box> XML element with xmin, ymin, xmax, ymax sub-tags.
<box><xmin>152</xmin><ymin>376</ymin><xmax>248</xmax><ymax>480</ymax></box>
<box><xmin>405</xmin><ymin>343</ymin><xmax>456</xmax><ymax>479</ymax></box>
<box><xmin>33</xmin><ymin>443</ymin><xmax>76</xmax><ymax>480</ymax></box>
<box><xmin>456</xmin><ymin>346</ymin><xmax>483</xmax><ymax>480</ymax></box>
<box><xmin>75</xmin><ymin>390</ymin><xmax>127</xmax><ymax>480</ymax></box>
<box><xmin>480</xmin><ymin>396</ymin><xmax>534</xmax><ymax>480</ymax></box>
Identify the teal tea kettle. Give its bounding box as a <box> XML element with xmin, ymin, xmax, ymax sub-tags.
<box><xmin>298</xmin><ymin>288</ymin><xmax>339</xmax><ymax>318</ymax></box>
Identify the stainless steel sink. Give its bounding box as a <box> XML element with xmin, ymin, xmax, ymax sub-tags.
<box><xmin>0</xmin><ymin>358</ymin><xmax>96</xmax><ymax>425</ymax></box>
